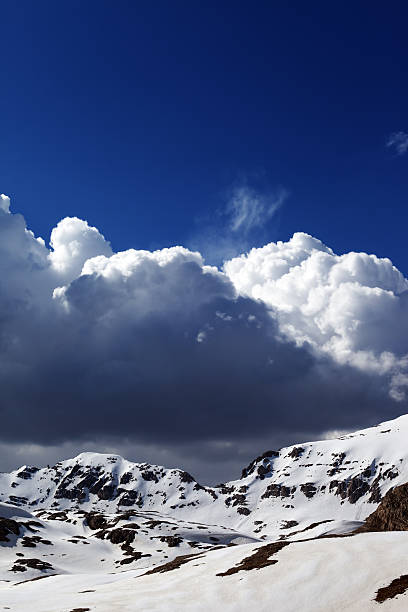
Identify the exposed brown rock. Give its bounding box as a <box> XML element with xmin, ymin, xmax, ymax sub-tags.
<box><xmin>375</xmin><ymin>574</ymin><xmax>408</xmax><ymax>603</ymax></box>
<box><xmin>367</xmin><ymin>474</ymin><xmax>383</xmax><ymax>503</ymax></box>
<box><xmin>119</xmin><ymin>551</ymin><xmax>151</xmax><ymax>565</ymax></box>
<box><xmin>11</xmin><ymin>558</ymin><xmax>53</xmax><ymax>572</ymax></box>
<box><xmin>237</xmin><ymin>507</ymin><xmax>250</xmax><ymax>515</ymax></box>
<box><xmin>281</xmin><ymin>520</ymin><xmax>298</xmax><ymax>530</ymax></box>
<box><xmin>300</xmin><ymin>483</ymin><xmax>317</xmax><ymax>499</ymax></box>
<box><xmin>241</xmin><ymin>450</ymin><xmax>279</xmax><ymax>479</ymax></box>
<box><xmin>356</xmin><ymin>482</ymin><xmax>408</xmax><ymax>533</ymax></box>
<box><xmin>281</xmin><ymin>519</ymin><xmax>333</xmax><ymax>540</ymax></box>
<box><xmin>143</xmin><ymin>552</ymin><xmax>204</xmax><ymax>575</ymax></box>
<box><xmin>119</xmin><ymin>472</ymin><xmax>133</xmax><ymax>484</ymax></box>
<box><xmin>141</xmin><ymin>470</ymin><xmax>159</xmax><ymax>483</ymax></box>
<box><xmin>217</xmin><ymin>484</ymin><xmax>235</xmax><ymax>495</ymax></box>
<box><xmin>157</xmin><ymin>535</ymin><xmax>182</xmax><ymax>547</ymax></box>
<box><xmin>16</xmin><ymin>467</ymin><xmax>39</xmax><ymax>480</ymax></box>
<box><xmin>329</xmin><ymin>474</ymin><xmax>370</xmax><ymax>504</ymax></box>
<box><xmin>179</xmin><ymin>471</ymin><xmax>195</xmax><ymax>484</ymax></box>
<box><xmin>261</xmin><ymin>484</ymin><xmax>295</xmax><ymax>499</ymax></box>
<box><xmin>7</xmin><ymin>496</ymin><xmax>28</xmax><ymax>506</ymax></box>
<box><xmin>108</xmin><ymin>528</ymin><xmax>136</xmax><ymax>545</ymax></box>
<box><xmin>217</xmin><ymin>542</ymin><xmax>289</xmax><ymax>576</ymax></box>
<box><xmin>84</xmin><ymin>512</ymin><xmax>109</xmax><ymax>530</ymax></box>
<box><xmin>225</xmin><ymin>493</ymin><xmax>247</xmax><ymax>508</ymax></box>
<box><xmin>288</xmin><ymin>447</ymin><xmax>304</xmax><ymax>460</ymax></box>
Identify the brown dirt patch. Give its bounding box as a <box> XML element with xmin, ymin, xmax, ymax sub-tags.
<box><xmin>217</xmin><ymin>542</ymin><xmax>289</xmax><ymax>576</ymax></box>
<box><xmin>375</xmin><ymin>574</ymin><xmax>408</xmax><ymax>603</ymax></box>
<box><xmin>281</xmin><ymin>519</ymin><xmax>333</xmax><ymax>539</ymax></box>
<box><xmin>143</xmin><ymin>552</ymin><xmax>205</xmax><ymax>575</ymax></box>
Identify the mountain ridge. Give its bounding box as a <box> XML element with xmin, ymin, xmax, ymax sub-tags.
<box><xmin>2</xmin><ymin>413</ymin><xmax>408</xmax><ymax>537</ymax></box>
<box><xmin>3</xmin><ymin>413</ymin><xmax>408</xmax><ymax>610</ymax></box>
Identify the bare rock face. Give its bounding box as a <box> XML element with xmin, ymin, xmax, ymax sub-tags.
<box><xmin>85</xmin><ymin>512</ymin><xmax>109</xmax><ymax>531</ymax></box>
<box><xmin>240</xmin><ymin>450</ymin><xmax>279</xmax><ymax>479</ymax></box>
<box><xmin>356</xmin><ymin>483</ymin><xmax>408</xmax><ymax>533</ymax></box>
<box><xmin>0</xmin><ymin>517</ymin><xmax>20</xmax><ymax>542</ymax></box>
<box><xmin>287</xmin><ymin>447</ymin><xmax>304</xmax><ymax>460</ymax></box>
<box><xmin>11</xmin><ymin>558</ymin><xmax>53</xmax><ymax>572</ymax></box>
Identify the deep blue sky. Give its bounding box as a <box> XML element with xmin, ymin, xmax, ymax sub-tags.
<box><xmin>1</xmin><ymin>1</ymin><xmax>407</xmax><ymax>268</ymax></box>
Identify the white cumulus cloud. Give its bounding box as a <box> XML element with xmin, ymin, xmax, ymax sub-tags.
<box><xmin>224</xmin><ymin>232</ymin><xmax>408</xmax><ymax>400</ymax></box>
<box><xmin>0</xmin><ymin>193</ymin><xmax>11</xmax><ymax>213</ymax></box>
<box><xmin>49</xmin><ymin>217</ymin><xmax>113</xmax><ymax>281</ymax></box>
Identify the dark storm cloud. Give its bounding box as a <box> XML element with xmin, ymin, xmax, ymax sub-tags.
<box><xmin>0</xmin><ymin>199</ymin><xmax>404</xmax><ymax>479</ymax></box>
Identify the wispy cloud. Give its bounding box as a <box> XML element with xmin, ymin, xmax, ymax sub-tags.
<box><xmin>227</xmin><ymin>185</ymin><xmax>289</xmax><ymax>234</ymax></box>
<box><xmin>387</xmin><ymin>131</ymin><xmax>408</xmax><ymax>155</ymax></box>
<box><xmin>188</xmin><ymin>182</ymin><xmax>289</xmax><ymax>265</ymax></box>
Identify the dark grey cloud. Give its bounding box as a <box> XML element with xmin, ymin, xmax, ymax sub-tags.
<box><xmin>0</xmin><ymin>201</ymin><xmax>404</xmax><ymax>481</ymax></box>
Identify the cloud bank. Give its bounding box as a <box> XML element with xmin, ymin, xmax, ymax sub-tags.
<box><xmin>0</xmin><ymin>196</ymin><xmax>407</xmax><ymax>480</ymax></box>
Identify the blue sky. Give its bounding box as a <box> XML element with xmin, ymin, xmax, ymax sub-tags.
<box><xmin>1</xmin><ymin>1</ymin><xmax>407</xmax><ymax>267</ymax></box>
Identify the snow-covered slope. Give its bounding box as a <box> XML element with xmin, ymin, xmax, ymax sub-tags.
<box><xmin>2</xmin><ymin>531</ymin><xmax>408</xmax><ymax>611</ymax></box>
<box><xmin>2</xmin><ymin>413</ymin><xmax>408</xmax><ymax>610</ymax></box>
<box><xmin>1</xmin><ymin>413</ymin><xmax>408</xmax><ymax>535</ymax></box>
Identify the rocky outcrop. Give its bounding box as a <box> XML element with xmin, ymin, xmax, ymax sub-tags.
<box><xmin>240</xmin><ymin>450</ymin><xmax>279</xmax><ymax>479</ymax></box>
<box><xmin>11</xmin><ymin>558</ymin><xmax>53</xmax><ymax>572</ymax></box>
<box><xmin>356</xmin><ymin>483</ymin><xmax>408</xmax><ymax>533</ymax></box>
<box><xmin>85</xmin><ymin>513</ymin><xmax>109</xmax><ymax>530</ymax></box>
<box><xmin>16</xmin><ymin>467</ymin><xmax>39</xmax><ymax>480</ymax></box>
<box><xmin>261</xmin><ymin>484</ymin><xmax>296</xmax><ymax>499</ymax></box>
<box><xmin>0</xmin><ymin>517</ymin><xmax>20</xmax><ymax>542</ymax></box>
<box><xmin>288</xmin><ymin>447</ymin><xmax>304</xmax><ymax>460</ymax></box>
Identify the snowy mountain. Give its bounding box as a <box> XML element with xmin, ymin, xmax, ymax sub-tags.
<box><xmin>2</xmin><ymin>413</ymin><xmax>408</xmax><ymax>532</ymax></box>
<box><xmin>2</xmin><ymin>414</ymin><xmax>408</xmax><ymax>610</ymax></box>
